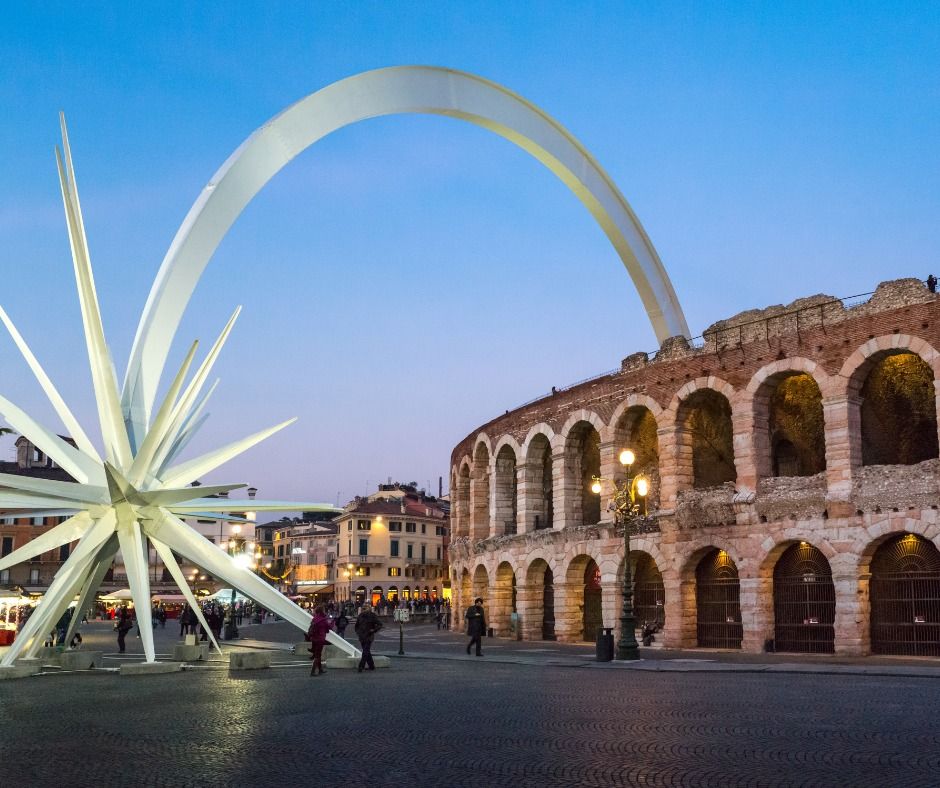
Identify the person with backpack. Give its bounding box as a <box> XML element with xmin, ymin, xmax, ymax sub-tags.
<box><xmin>354</xmin><ymin>603</ymin><xmax>383</xmax><ymax>672</ymax></box>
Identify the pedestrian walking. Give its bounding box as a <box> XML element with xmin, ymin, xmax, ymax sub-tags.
<box><xmin>465</xmin><ymin>597</ymin><xmax>486</xmax><ymax>656</ymax></box>
<box><xmin>354</xmin><ymin>602</ymin><xmax>383</xmax><ymax>672</ymax></box>
<box><xmin>306</xmin><ymin>605</ymin><xmax>334</xmax><ymax>676</ymax></box>
<box><xmin>115</xmin><ymin>605</ymin><xmax>133</xmax><ymax>654</ymax></box>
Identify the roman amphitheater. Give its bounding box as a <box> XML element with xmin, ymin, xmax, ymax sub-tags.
<box><xmin>448</xmin><ymin>277</ymin><xmax>940</xmax><ymax>657</ymax></box>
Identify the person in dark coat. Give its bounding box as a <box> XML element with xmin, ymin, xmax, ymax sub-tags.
<box><xmin>115</xmin><ymin>605</ymin><xmax>133</xmax><ymax>654</ymax></box>
<box><xmin>354</xmin><ymin>603</ymin><xmax>383</xmax><ymax>672</ymax></box>
<box><xmin>306</xmin><ymin>605</ymin><xmax>334</xmax><ymax>676</ymax></box>
<box><xmin>465</xmin><ymin>597</ymin><xmax>486</xmax><ymax>656</ymax></box>
<box><xmin>335</xmin><ymin>611</ymin><xmax>349</xmax><ymax>639</ymax></box>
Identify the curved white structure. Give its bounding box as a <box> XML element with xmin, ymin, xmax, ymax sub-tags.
<box><xmin>122</xmin><ymin>65</ymin><xmax>689</xmax><ymax>441</ymax></box>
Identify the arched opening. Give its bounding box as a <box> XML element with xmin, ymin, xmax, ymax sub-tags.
<box><xmin>772</xmin><ymin>542</ymin><xmax>835</xmax><ymax>653</ymax></box>
<box><xmin>493</xmin><ymin>561</ymin><xmax>516</xmax><ymax>636</ymax></box>
<box><xmin>632</xmin><ymin>553</ymin><xmax>665</xmax><ymax>630</ymax></box>
<box><xmin>582</xmin><ymin>559</ymin><xmax>603</xmax><ymax>642</ymax></box>
<box><xmin>613</xmin><ymin>405</ymin><xmax>660</xmax><ymax>503</ymax></box>
<box><xmin>472</xmin><ymin>564</ymin><xmax>489</xmax><ymax>608</ymax></box>
<box><xmin>456</xmin><ymin>463</ymin><xmax>471</xmax><ymax>538</ymax></box>
<box><xmin>387</xmin><ymin>586</ymin><xmax>399</xmax><ymax>603</ymax></box>
<box><xmin>870</xmin><ymin>533</ymin><xmax>940</xmax><ymax>656</ymax></box>
<box><xmin>679</xmin><ymin>390</ymin><xmax>736</xmax><ymax>489</ymax></box>
<box><xmin>695</xmin><ymin>549</ymin><xmax>742</xmax><ymax>648</ymax></box>
<box><xmin>860</xmin><ymin>352</ymin><xmax>939</xmax><ymax>466</ymax></box>
<box><xmin>471</xmin><ymin>443</ymin><xmax>491</xmax><ymax>539</ymax></box>
<box><xmin>565</xmin><ymin>422</ymin><xmax>601</xmax><ymax>526</ymax></box>
<box><xmin>371</xmin><ymin>586</ymin><xmax>383</xmax><ymax>606</ymax></box>
<box><xmin>355</xmin><ymin>586</ymin><xmax>367</xmax><ymax>605</ymax></box>
<box><xmin>525</xmin><ymin>434</ymin><xmax>553</xmax><ymax>530</ymax></box>
<box><xmin>494</xmin><ymin>445</ymin><xmax>518</xmax><ymax>536</ymax></box>
<box><xmin>402</xmin><ymin>585</ymin><xmax>411</xmax><ymax>600</ymax></box>
<box><xmin>764</xmin><ymin>373</ymin><xmax>826</xmax><ymax>477</ymax></box>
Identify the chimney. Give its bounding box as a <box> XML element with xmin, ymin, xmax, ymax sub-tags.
<box><xmin>438</xmin><ymin>476</ymin><xmax>443</xmax><ymax>498</ymax></box>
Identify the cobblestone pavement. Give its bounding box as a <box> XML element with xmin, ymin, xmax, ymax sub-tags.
<box><xmin>2</xmin><ymin>633</ymin><xmax>939</xmax><ymax>787</ymax></box>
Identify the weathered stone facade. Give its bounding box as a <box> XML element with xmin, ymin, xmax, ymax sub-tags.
<box><xmin>448</xmin><ymin>278</ymin><xmax>940</xmax><ymax>656</ymax></box>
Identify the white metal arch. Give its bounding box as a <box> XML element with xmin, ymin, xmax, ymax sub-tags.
<box><xmin>122</xmin><ymin>65</ymin><xmax>690</xmax><ymax>441</ymax></box>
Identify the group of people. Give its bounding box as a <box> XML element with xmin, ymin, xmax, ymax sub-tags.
<box><xmin>305</xmin><ymin>603</ymin><xmax>383</xmax><ymax>674</ymax></box>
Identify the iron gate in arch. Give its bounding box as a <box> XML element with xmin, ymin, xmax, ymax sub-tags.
<box><xmin>773</xmin><ymin>542</ymin><xmax>835</xmax><ymax>653</ymax></box>
<box><xmin>633</xmin><ymin>554</ymin><xmax>665</xmax><ymax>629</ymax></box>
<box><xmin>696</xmin><ymin>549</ymin><xmax>742</xmax><ymax>649</ymax></box>
<box><xmin>870</xmin><ymin>533</ymin><xmax>940</xmax><ymax>657</ymax></box>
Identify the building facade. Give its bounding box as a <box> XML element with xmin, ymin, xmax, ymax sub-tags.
<box><xmin>448</xmin><ymin>278</ymin><xmax>940</xmax><ymax>657</ymax></box>
<box><xmin>334</xmin><ymin>485</ymin><xmax>449</xmax><ymax>606</ymax></box>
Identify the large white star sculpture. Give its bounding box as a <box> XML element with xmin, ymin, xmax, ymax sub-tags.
<box><xmin>0</xmin><ymin>117</ymin><xmax>357</xmax><ymax>665</ymax></box>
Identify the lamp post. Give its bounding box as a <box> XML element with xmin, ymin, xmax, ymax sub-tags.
<box><xmin>224</xmin><ymin>524</ymin><xmax>256</xmax><ymax>639</ymax></box>
<box><xmin>591</xmin><ymin>448</ymin><xmax>649</xmax><ymax>661</ymax></box>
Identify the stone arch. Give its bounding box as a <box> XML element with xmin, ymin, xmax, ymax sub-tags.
<box><xmin>690</xmin><ymin>547</ymin><xmax>742</xmax><ymax>649</ymax></box>
<box><xmin>867</xmin><ymin>532</ymin><xmax>940</xmax><ymax>656</ymax></box>
<box><xmin>521</xmin><ymin>430</ymin><xmax>554</xmax><ymax>531</ymax></box>
<box><xmin>523</xmin><ymin>557</ymin><xmax>556</xmax><ymax>641</ymax></box>
<box><xmin>561</xmin><ymin>553</ymin><xmax>603</xmax><ymax>642</ymax></box>
<box><xmin>839</xmin><ymin>335</ymin><xmax>940</xmax><ymax>468</ymax></box>
<box><xmin>492</xmin><ymin>561</ymin><xmax>517</xmax><ymax>636</ymax></box>
<box><xmin>616</xmin><ymin>548</ymin><xmax>666</xmax><ymax>634</ymax></box>
<box><xmin>610</xmin><ymin>401</ymin><xmax>661</xmax><ymax>507</ymax></box>
<box><xmin>672</xmin><ymin>384</ymin><xmax>737</xmax><ymax>490</ymax></box>
<box><xmin>472</xmin><ymin>563</ymin><xmax>489</xmax><ymax>604</ymax></box>
<box><xmin>455</xmin><ymin>457</ymin><xmax>472</xmax><ymax>539</ymax></box>
<box><xmin>767</xmin><ymin>541</ymin><xmax>836</xmax><ymax>653</ymax></box>
<box><xmin>559</xmin><ymin>409</ymin><xmax>608</xmax><ymax>442</ymax></box>
<box><xmin>493</xmin><ymin>442</ymin><xmax>519</xmax><ymax>537</ymax></box>
<box><xmin>748</xmin><ymin>361</ymin><xmax>828</xmax><ymax>479</ymax></box>
<box><xmin>470</xmin><ymin>442</ymin><xmax>491</xmax><ymax>539</ymax></box>
<box><xmin>562</xmin><ymin>420</ymin><xmax>602</xmax><ymax>526</ymax></box>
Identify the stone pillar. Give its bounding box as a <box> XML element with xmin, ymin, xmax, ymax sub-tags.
<box><xmin>553</xmin><ymin>581</ymin><xmax>584</xmax><ymax>642</ymax></box>
<box><xmin>658</xmin><ymin>425</ymin><xmax>692</xmax><ymax>508</ymax></box>
<box><xmin>598</xmin><ymin>440</ymin><xmax>618</xmax><ymax>522</ymax></box>
<box><xmin>551</xmin><ymin>448</ymin><xmax>570</xmax><ymax>530</ymax></box>
<box><xmin>516</xmin><ymin>583</ymin><xmax>543</xmax><ymax>641</ymax></box>
<box><xmin>515</xmin><ymin>462</ymin><xmax>533</xmax><ymax>534</ymax></box>
<box><xmin>740</xmin><ymin>576</ymin><xmax>771</xmax><ymax>653</ymax></box>
<box><xmin>601</xmin><ymin>580</ymin><xmax>620</xmax><ymax>638</ymax></box>
<box><xmin>662</xmin><ymin>574</ymin><xmax>697</xmax><ymax>648</ymax></box>
<box><xmin>833</xmin><ymin>570</ymin><xmax>868</xmax><ymax>656</ymax></box>
<box><xmin>455</xmin><ymin>474</ymin><xmax>470</xmax><ymax>538</ymax></box>
<box><xmin>732</xmin><ymin>400</ymin><xmax>759</xmax><ymax>493</ymax></box>
<box><xmin>469</xmin><ymin>468</ymin><xmax>490</xmax><ymax>540</ymax></box>
<box><xmin>823</xmin><ymin>393</ymin><xmax>862</xmax><ymax>515</ymax></box>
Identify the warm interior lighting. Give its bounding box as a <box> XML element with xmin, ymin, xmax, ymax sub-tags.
<box><xmin>619</xmin><ymin>449</ymin><xmax>635</xmax><ymax>467</ymax></box>
<box><xmin>635</xmin><ymin>476</ymin><xmax>649</xmax><ymax>498</ymax></box>
<box><xmin>590</xmin><ymin>479</ymin><xmax>602</xmax><ymax>495</ymax></box>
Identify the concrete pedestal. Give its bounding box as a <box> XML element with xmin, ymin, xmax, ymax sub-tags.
<box><xmin>293</xmin><ymin>643</ymin><xmax>343</xmax><ymax>659</ymax></box>
<box><xmin>0</xmin><ymin>663</ymin><xmax>40</xmax><ymax>680</ymax></box>
<box><xmin>229</xmin><ymin>651</ymin><xmax>271</xmax><ymax>670</ymax></box>
<box><xmin>324</xmin><ymin>655</ymin><xmax>390</xmax><ymax>670</ymax></box>
<box><xmin>173</xmin><ymin>643</ymin><xmax>210</xmax><ymax>662</ymax></box>
<box><xmin>120</xmin><ymin>662</ymin><xmax>183</xmax><ymax>676</ymax></box>
<box><xmin>56</xmin><ymin>651</ymin><xmax>103</xmax><ymax>670</ymax></box>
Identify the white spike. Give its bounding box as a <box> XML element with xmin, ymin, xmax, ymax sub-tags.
<box><xmin>0</xmin><ymin>512</ymin><xmax>91</xmax><ymax>572</ymax></box>
<box><xmin>115</xmin><ymin>518</ymin><xmax>155</xmax><ymax>662</ymax></box>
<box><xmin>0</xmin><ymin>392</ymin><xmax>103</xmax><ymax>484</ymax></box>
<box><xmin>0</xmin><ymin>305</ymin><xmax>100</xmax><ymax>461</ymax></box>
<box><xmin>55</xmin><ymin>139</ymin><xmax>131</xmax><ymax>468</ymax></box>
<box><xmin>149</xmin><ymin>535</ymin><xmax>222</xmax><ymax>656</ymax></box>
<box><xmin>64</xmin><ymin>535</ymin><xmax>119</xmax><ymax>648</ymax></box>
<box><xmin>160</xmin><ymin>418</ymin><xmax>296</xmax><ymax>489</ymax></box>
<box><xmin>142</xmin><ymin>512</ymin><xmax>358</xmax><ymax>658</ymax></box>
<box><xmin>0</xmin><ymin>472</ymin><xmax>107</xmax><ymax>505</ymax></box>
<box><xmin>127</xmin><ymin>339</ymin><xmax>199</xmax><ymax>486</ymax></box>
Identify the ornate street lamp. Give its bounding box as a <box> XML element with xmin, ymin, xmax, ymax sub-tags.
<box><xmin>591</xmin><ymin>448</ymin><xmax>649</xmax><ymax>661</ymax></box>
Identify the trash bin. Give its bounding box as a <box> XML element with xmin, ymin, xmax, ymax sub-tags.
<box><xmin>487</xmin><ymin>626</ymin><xmax>494</xmax><ymax>638</ymax></box>
<box><xmin>596</xmin><ymin>627</ymin><xmax>614</xmax><ymax>662</ymax></box>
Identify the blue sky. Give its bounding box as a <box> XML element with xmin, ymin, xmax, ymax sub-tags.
<box><xmin>0</xmin><ymin>3</ymin><xmax>938</xmax><ymax>506</ymax></box>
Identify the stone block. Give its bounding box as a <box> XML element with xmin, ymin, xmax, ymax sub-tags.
<box><xmin>56</xmin><ymin>650</ymin><xmax>103</xmax><ymax>670</ymax></box>
<box><xmin>293</xmin><ymin>642</ymin><xmax>343</xmax><ymax>660</ymax></box>
<box><xmin>173</xmin><ymin>643</ymin><xmax>210</xmax><ymax>662</ymax></box>
<box><xmin>324</xmin><ymin>655</ymin><xmax>390</xmax><ymax>670</ymax></box>
<box><xmin>229</xmin><ymin>651</ymin><xmax>271</xmax><ymax>670</ymax></box>
<box><xmin>120</xmin><ymin>661</ymin><xmax>183</xmax><ymax>676</ymax></box>
<box><xmin>0</xmin><ymin>663</ymin><xmax>40</xmax><ymax>680</ymax></box>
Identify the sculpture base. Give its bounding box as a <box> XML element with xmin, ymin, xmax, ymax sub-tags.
<box><xmin>173</xmin><ymin>643</ymin><xmax>210</xmax><ymax>662</ymax></box>
<box><xmin>324</xmin><ymin>655</ymin><xmax>390</xmax><ymax>670</ymax></box>
<box><xmin>56</xmin><ymin>651</ymin><xmax>103</xmax><ymax>670</ymax></box>
<box><xmin>120</xmin><ymin>661</ymin><xmax>183</xmax><ymax>676</ymax></box>
<box><xmin>0</xmin><ymin>663</ymin><xmax>40</xmax><ymax>680</ymax></box>
<box><xmin>229</xmin><ymin>651</ymin><xmax>271</xmax><ymax>670</ymax></box>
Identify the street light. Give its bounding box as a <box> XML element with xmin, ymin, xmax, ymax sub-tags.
<box><xmin>592</xmin><ymin>448</ymin><xmax>649</xmax><ymax>661</ymax></box>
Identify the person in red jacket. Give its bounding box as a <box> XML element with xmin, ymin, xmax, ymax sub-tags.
<box><xmin>306</xmin><ymin>605</ymin><xmax>334</xmax><ymax>676</ymax></box>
